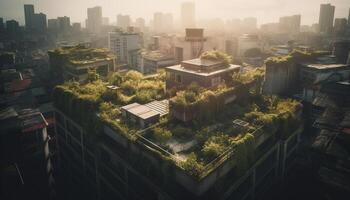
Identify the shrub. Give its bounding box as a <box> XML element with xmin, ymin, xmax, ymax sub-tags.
<box><xmin>153</xmin><ymin>127</ymin><xmax>172</xmax><ymax>145</ymax></box>
<box><xmin>181</xmin><ymin>153</ymin><xmax>204</xmax><ymax>177</ymax></box>
<box><xmin>87</xmin><ymin>67</ymin><xmax>100</xmax><ymax>82</ymax></box>
<box><xmin>172</xmin><ymin>125</ymin><xmax>193</xmax><ymax>139</ymax></box>
<box><xmin>201</xmin><ymin>134</ymin><xmax>230</xmax><ymax>161</ymax></box>
<box><xmin>200</xmin><ymin>50</ymin><xmax>232</xmax><ymax>67</ymax></box>
<box><xmin>124</xmin><ymin>70</ymin><xmax>143</xmax><ymax>81</ymax></box>
<box><xmin>108</xmin><ymin>72</ymin><xmax>123</xmax><ymax>85</ymax></box>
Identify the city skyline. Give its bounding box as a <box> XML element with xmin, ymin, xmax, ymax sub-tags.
<box><xmin>0</xmin><ymin>0</ymin><xmax>349</xmax><ymax>26</ymax></box>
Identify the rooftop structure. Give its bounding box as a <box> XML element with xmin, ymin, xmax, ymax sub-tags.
<box><xmin>120</xmin><ymin>100</ymin><xmax>169</xmax><ymax>128</ymax></box>
<box><xmin>165</xmin><ymin>53</ymin><xmax>241</xmax><ymax>89</ymax></box>
<box><xmin>139</xmin><ymin>50</ymin><xmax>176</xmax><ymax>74</ymax></box>
<box><xmin>48</xmin><ymin>45</ymin><xmax>116</xmax><ymax>81</ymax></box>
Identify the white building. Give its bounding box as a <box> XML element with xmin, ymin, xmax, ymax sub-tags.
<box><xmin>108</xmin><ymin>30</ymin><xmax>141</xmax><ymax>67</ymax></box>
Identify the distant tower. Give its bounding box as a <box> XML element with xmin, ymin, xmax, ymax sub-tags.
<box><xmin>181</xmin><ymin>1</ymin><xmax>196</xmax><ymax>29</ymax></box>
<box><xmin>87</xmin><ymin>6</ymin><xmax>102</xmax><ymax>34</ymax></box>
<box><xmin>24</xmin><ymin>4</ymin><xmax>35</xmax><ymax>31</ymax></box>
<box><xmin>117</xmin><ymin>14</ymin><xmax>131</xmax><ymax>31</ymax></box>
<box><xmin>318</xmin><ymin>3</ymin><xmax>335</xmax><ymax>34</ymax></box>
<box><xmin>348</xmin><ymin>8</ymin><xmax>350</xmax><ymax>26</ymax></box>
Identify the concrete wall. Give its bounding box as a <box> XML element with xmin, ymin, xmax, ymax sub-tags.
<box><xmin>263</xmin><ymin>62</ymin><xmax>298</xmax><ymax>95</ymax></box>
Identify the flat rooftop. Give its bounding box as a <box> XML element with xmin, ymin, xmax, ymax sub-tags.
<box><xmin>182</xmin><ymin>58</ymin><xmax>222</xmax><ymax>67</ymax></box>
<box><xmin>121</xmin><ymin>103</ymin><xmax>160</xmax><ymax>120</ymax></box>
<box><xmin>166</xmin><ymin>63</ymin><xmax>241</xmax><ymax>76</ymax></box>
<box><xmin>142</xmin><ymin>51</ymin><xmax>174</xmax><ymax>61</ymax></box>
<box><xmin>302</xmin><ymin>63</ymin><xmax>349</xmax><ymax>71</ymax></box>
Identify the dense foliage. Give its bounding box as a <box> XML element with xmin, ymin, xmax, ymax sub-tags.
<box><xmin>53</xmin><ymin>65</ymin><xmax>302</xmax><ymax>180</ymax></box>
<box><xmin>200</xmin><ymin>50</ymin><xmax>232</xmax><ymax>67</ymax></box>
<box><xmin>265</xmin><ymin>49</ymin><xmax>328</xmax><ymax>67</ymax></box>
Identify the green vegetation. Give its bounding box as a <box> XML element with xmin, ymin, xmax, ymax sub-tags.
<box><xmin>49</xmin><ymin>44</ymin><xmax>115</xmax><ymax>65</ymax></box>
<box><xmin>200</xmin><ymin>50</ymin><xmax>232</xmax><ymax>67</ymax></box>
<box><xmin>53</xmin><ymin>70</ymin><xmax>166</xmax><ymax>140</ymax></box>
<box><xmin>53</xmin><ymin>65</ymin><xmax>302</xmax><ymax>180</ymax></box>
<box><xmin>171</xmin><ymin>83</ymin><xmax>235</xmax><ymax>123</ymax></box>
<box><xmin>265</xmin><ymin>49</ymin><xmax>328</xmax><ymax>67</ymax></box>
<box><xmin>232</xmin><ymin>68</ymin><xmax>265</xmax><ymax>84</ymax></box>
<box><xmin>152</xmin><ymin>127</ymin><xmax>173</xmax><ymax>145</ymax></box>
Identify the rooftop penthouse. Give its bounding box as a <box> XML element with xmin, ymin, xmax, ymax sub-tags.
<box><xmin>166</xmin><ymin>51</ymin><xmax>241</xmax><ymax>89</ymax></box>
<box><xmin>52</xmin><ymin>62</ymin><xmax>303</xmax><ymax>199</ymax></box>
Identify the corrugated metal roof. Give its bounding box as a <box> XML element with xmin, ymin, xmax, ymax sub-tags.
<box><xmin>144</xmin><ymin>100</ymin><xmax>169</xmax><ymax>116</ymax></box>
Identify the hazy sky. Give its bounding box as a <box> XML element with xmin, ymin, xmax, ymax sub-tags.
<box><xmin>0</xmin><ymin>0</ymin><xmax>349</xmax><ymax>26</ymax></box>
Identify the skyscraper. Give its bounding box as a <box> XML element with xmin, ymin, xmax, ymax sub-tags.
<box><xmin>33</xmin><ymin>13</ymin><xmax>47</xmax><ymax>32</ymax></box>
<box><xmin>117</xmin><ymin>14</ymin><xmax>131</xmax><ymax>30</ymax></box>
<box><xmin>0</xmin><ymin>17</ymin><xmax>4</xmax><ymax>31</ymax></box>
<box><xmin>153</xmin><ymin>12</ymin><xmax>163</xmax><ymax>33</ymax></box>
<box><xmin>48</xmin><ymin>19</ymin><xmax>59</xmax><ymax>31</ymax></box>
<box><xmin>318</xmin><ymin>3</ymin><xmax>335</xmax><ymax>34</ymax></box>
<box><xmin>181</xmin><ymin>1</ymin><xmax>195</xmax><ymax>29</ymax></box>
<box><xmin>348</xmin><ymin>8</ymin><xmax>350</xmax><ymax>26</ymax></box>
<box><xmin>24</xmin><ymin>4</ymin><xmax>34</xmax><ymax>30</ymax></box>
<box><xmin>87</xmin><ymin>6</ymin><xmax>102</xmax><ymax>34</ymax></box>
<box><xmin>334</xmin><ymin>18</ymin><xmax>347</xmax><ymax>33</ymax></box>
<box><xmin>57</xmin><ymin>16</ymin><xmax>71</xmax><ymax>33</ymax></box>
<box><xmin>135</xmin><ymin>17</ymin><xmax>145</xmax><ymax>31</ymax></box>
<box><xmin>6</xmin><ymin>20</ymin><xmax>20</xmax><ymax>33</ymax></box>
<box><xmin>279</xmin><ymin>15</ymin><xmax>301</xmax><ymax>33</ymax></box>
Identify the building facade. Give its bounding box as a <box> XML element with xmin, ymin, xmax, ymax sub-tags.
<box><xmin>318</xmin><ymin>3</ymin><xmax>335</xmax><ymax>34</ymax></box>
<box><xmin>108</xmin><ymin>30</ymin><xmax>141</xmax><ymax>67</ymax></box>
<box><xmin>165</xmin><ymin>58</ymin><xmax>241</xmax><ymax>90</ymax></box>
<box><xmin>87</xmin><ymin>6</ymin><xmax>102</xmax><ymax>34</ymax></box>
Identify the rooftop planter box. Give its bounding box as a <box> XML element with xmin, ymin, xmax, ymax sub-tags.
<box><xmin>169</xmin><ymin>85</ymin><xmax>236</xmax><ymax>123</ymax></box>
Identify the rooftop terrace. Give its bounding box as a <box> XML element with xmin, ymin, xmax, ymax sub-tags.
<box><xmin>53</xmin><ymin>67</ymin><xmax>302</xmax><ymax>180</ymax></box>
<box><xmin>48</xmin><ymin>44</ymin><xmax>115</xmax><ymax>66</ymax></box>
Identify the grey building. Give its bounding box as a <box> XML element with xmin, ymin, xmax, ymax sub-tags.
<box><xmin>87</xmin><ymin>6</ymin><xmax>102</xmax><ymax>34</ymax></box>
<box><xmin>24</xmin><ymin>4</ymin><xmax>34</xmax><ymax>31</ymax></box>
<box><xmin>279</xmin><ymin>15</ymin><xmax>301</xmax><ymax>33</ymax></box>
<box><xmin>33</xmin><ymin>13</ymin><xmax>47</xmax><ymax>32</ymax></box>
<box><xmin>333</xmin><ymin>18</ymin><xmax>347</xmax><ymax>33</ymax></box>
<box><xmin>0</xmin><ymin>17</ymin><xmax>4</xmax><ymax>31</ymax></box>
<box><xmin>318</xmin><ymin>3</ymin><xmax>335</xmax><ymax>34</ymax></box>
<box><xmin>48</xmin><ymin>19</ymin><xmax>59</xmax><ymax>31</ymax></box>
<box><xmin>58</xmin><ymin>16</ymin><xmax>71</xmax><ymax>33</ymax></box>
<box><xmin>6</xmin><ymin>20</ymin><xmax>20</xmax><ymax>34</ymax></box>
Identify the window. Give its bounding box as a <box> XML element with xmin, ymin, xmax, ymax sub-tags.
<box><xmin>211</xmin><ymin>76</ymin><xmax>221</xmax><ymax>86</ymax></box>
<box><xmin>176</xmin><ymin>74</ymin><xmax>182</xmax><ymax>83</ymax></box>
<box><xmin>170</xmin><ymin>72</ymin><xmax>175</xmax><ymax>81</ymax></box>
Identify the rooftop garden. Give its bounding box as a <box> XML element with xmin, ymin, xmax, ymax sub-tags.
<box><xmin>53</xmin><ymin>70</ymin><xmax>166</xmax><ymax>140</ymax></box>
<box><xmin>53</xmin><ymin>67</ymin><xmax>302</xmax><ymax>180</ymax></box>
<box><xmin>265</xmin><ymin>49</ymin><xmax>332</xmax><ymax>68</ymax></box>
<box><xmin>48</xmin><ymin>44</ymin><xmax>115</xmax><ymax>66</ymax></box>
<box><xmin>200</xmin><ymin>50</ymin><xmax>232</xmax><ymax>67</ymax></box>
